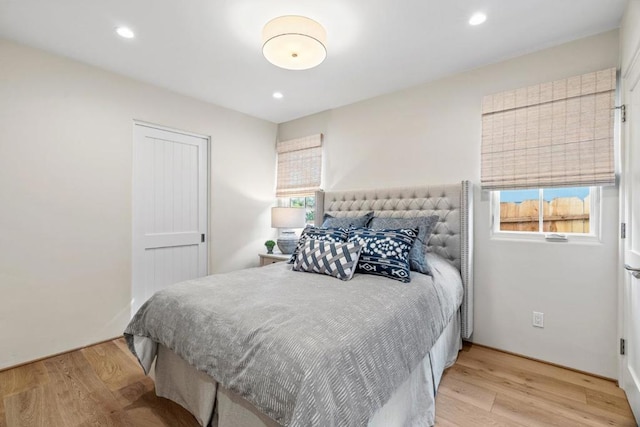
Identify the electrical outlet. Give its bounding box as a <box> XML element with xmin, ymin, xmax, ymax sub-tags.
<box><xmin>533</xmin><ymin>311</ymin><xmax>544</xmax><ymax>328</ymax></box>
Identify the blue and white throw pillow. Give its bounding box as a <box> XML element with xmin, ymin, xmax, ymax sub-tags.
<box><xmin>369</xmin><ymin>215</ymin><xmax>440</xmax><ymax>275</ymax></box>
<box><xmin>288</xmin><ymin>226</ymin><xmax>349</xmax><ymax>264</ymax></box>
<box><xmin>321</xmin><ymin>212</ymin><xmax>373</xmax><ymax>229</ymax></box>
<box><xmin>348</xmin><ymin>227</ymin><xmax>418</xmax><ymax>283</ymax></box>
<box><xmin>293</xmin><ymin>239</ymin><xmax>363</xmax><ymax>281</ymax></box>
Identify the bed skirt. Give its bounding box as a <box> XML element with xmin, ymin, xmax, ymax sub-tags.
<box><xmin>152</xmin><ymin>312</ymin><xmax>461</xmax><ymax>427</ymax></box>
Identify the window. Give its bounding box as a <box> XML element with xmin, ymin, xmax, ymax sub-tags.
<box><xmin>481</xmin><ymin>70</ymin><xmax>613</xmax><ymax>242</ymax></box>
<box><xmin>275</xmin><ymin>134</ymin><xmax>322</xmax><ymax>225</ymax></box>
<box><xmin>289</xmin><ymin>196</ymin><xmax>316</xmax><ymax>225</ymax></box>
<box><xmin>276</xmin><ymin>134</ymin><xmax>322</xmax><ymax>197</ymax></box>
<box><xmin>492</xmin><ymin>186</ymin><xmax>599</xmax><ymax>239</ymax></box>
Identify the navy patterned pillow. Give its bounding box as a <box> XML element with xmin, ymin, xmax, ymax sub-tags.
<box><xmin>321</xmin><ymin>212</ymin><xmax>373</xmax><ymax>229</ymax></box>
<box><xmin>369</xmin><ymin>215</ymin><xmax>440</xmax><ymax>275</ymax></box>
<box><xmin>293</xmin><ymin>239</ymin><xmax>363</xmax><ymax>281</ymax></box>
<box><xmin>348</xmin><ymin>228</ymin><xmax>418</xmax><ymax>283</ymax></box>
<box><xmin>288</xmin><ymin>226</ymin><xmax>349</xmax><ymax>264</ymax></box>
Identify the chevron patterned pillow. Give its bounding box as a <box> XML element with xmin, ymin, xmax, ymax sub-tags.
<box><xmin>288</xmin><ymin>226</ymin><xmax>350</xmax><ymax>264</ymax></box>
<box><xmin>292</xmin><ymin>239</ymin><xmax>363</xmax><ymax>281</ymax></box>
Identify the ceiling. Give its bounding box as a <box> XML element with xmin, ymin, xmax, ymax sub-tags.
<box><xmin>0</xmin><ymin>0</ymin><xmax>628</xmax><ymax>123</ymax></box>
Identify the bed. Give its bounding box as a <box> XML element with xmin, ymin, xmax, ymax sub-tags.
<box><xmin>125</xmin><ymin>181</ymin><xmax>473</xmax><ymax>427</ymax></box>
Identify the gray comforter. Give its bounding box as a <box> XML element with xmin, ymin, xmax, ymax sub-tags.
<box><xmin>124</xmin><ymin>254</ymin><xmax>462</xmax><ymax>427</ymax></box>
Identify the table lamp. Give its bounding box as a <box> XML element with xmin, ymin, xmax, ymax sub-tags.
<box><xmin>271</xmin><ymin>207</ymin><xmax>306</xmax><ymax>254</ymax></box>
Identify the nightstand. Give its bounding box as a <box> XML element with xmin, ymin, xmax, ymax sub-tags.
<box><xmin>259</xmin><ymin>253</ymin><xmax>290</xmax><ymax>266</ymax></box>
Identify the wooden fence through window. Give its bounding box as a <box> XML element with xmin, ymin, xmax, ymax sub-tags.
<box><xmin>500</xmin><ymin>196</ymin><xmax>590</xmax><ymax>233</ymax></box>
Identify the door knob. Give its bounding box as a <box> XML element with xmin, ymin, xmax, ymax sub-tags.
<box><xmin>625</xmin><ymin>264</ymin><xmax>640</xmax><ymax>279</ymax></box>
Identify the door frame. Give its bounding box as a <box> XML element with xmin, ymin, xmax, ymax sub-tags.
<box><xmin>618</xmin><ymin>37</ymin><xmax>640</xmax><ymax>418</ymax></box>
<box><xmin>131</xmin><ymin>120</ymin><xmax>211</xmax><ymax>315</ymax></box>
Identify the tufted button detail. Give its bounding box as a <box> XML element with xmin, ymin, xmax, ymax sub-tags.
<box><xmin>320</xmin><ymin>186</ymin><xmax>462</xmax><ymax>269</ymax></box>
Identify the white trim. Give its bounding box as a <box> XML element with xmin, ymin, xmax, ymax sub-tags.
<box><xmin>133</xmin><ymin>119</ymin><xmax>210</xmax><ymax>140</ymax></box>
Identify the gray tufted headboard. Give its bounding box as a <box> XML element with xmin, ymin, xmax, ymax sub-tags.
<box><xmin>314</xmin><ymin>181</ymin><xmax>474</xmax><ymax>340</ymax></box>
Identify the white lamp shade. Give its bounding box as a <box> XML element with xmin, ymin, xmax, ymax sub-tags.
<box><xmin>262</xmin><ymin>15</ymin><xmax>327</xmax><ymax>70</ymax></box>
<box><xmin>271</xmin><ymin>207</ymin><xmax>306</xmax><ymax>228</ymax></box>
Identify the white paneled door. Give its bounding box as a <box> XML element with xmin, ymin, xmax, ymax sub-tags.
<box><xmin>132</xmin><ymin>124</ymin><xmax>208</xmax><ymax>315</ymax></box>
<box><xmin>622</xmin><ymin>49</ymin><xmax>640</xmax><ymax>420</ymax></box>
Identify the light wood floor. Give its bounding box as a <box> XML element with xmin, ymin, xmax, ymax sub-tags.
<box><xmin>0</xmin><ymin>339</ymin><xmax>636</xmax><ymax>426</ymax></box>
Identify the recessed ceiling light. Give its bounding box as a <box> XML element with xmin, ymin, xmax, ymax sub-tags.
<box><xmin>115</xmin><ymin>26</ymin><xmax>135</xmax><ymax>39</ymax></box>
<box><xmin>469</xmin><ymin>12</ymin><xmax>487</xmax><ymax>26</ymax></box>
<box><xmin>273</xmin><ymin>92</ymin><xmax>284</xmax><ymax>99</ymax></box>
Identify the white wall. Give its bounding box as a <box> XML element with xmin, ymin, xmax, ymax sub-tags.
<box><xmin>279</xmin><ymin>31</ymin><xmax>620</xmax><ymax>378</ymax></box>
<box><xmin>0</xmin><ymin>39</ymin><xmax>277</xmax><ymax>369</ymax></box>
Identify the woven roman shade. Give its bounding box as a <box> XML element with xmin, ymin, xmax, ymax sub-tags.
<box><xmin>481</xmin><ymin>68</ymin><xmax>616</xmax><ymax>190</ymax></box>
<box><xmin>276</xmin><ymin>134</ymin><xmax>323</xmax><ymax>197</ymax></box>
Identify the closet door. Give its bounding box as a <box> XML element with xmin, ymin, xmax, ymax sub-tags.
<box><xmin>132</xmin><ymin>123</ymin><xmax>208</xmax><ymax>315</ymax></box>
<box><xmin>621</xmin><ymin>5</ymin><xmax>640</xmax><ymax>417</ymax></box>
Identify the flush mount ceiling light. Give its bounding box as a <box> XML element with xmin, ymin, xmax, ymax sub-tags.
<box><xmin>115</xmin><ymin>26</ymin><xmax>135</xmax><ymax>39</ymax></box>
<box><xmin>272</xmin><ymin>91</ymin><xmax>284</xmax><ymax>99</ymax></box>
<box><xmin>262</xmin><ymin>15</ymin><xmax>327</xmax><ymax>70</ymax></box>
<box><xmin>469</xmin><ymin>12</ymin><xmax>487</xmax><ymax>26</ymax></box>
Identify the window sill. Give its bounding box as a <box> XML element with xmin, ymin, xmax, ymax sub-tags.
<box><xmin>490</xmin><ymin>231</ymin><xmax>602</xmax><ymax>245</ymax></box>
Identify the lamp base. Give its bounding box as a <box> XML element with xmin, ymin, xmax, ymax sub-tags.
<box><xmin>277</xmin><ymin>230</ymin><xmax>298</xmax><ymax>254</ymax></box>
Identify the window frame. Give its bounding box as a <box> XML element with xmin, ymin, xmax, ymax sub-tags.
<box><xmin>490</xmin><ymin>186</ymin><xmax>602</xmax><ymax>243</ymax></box>
<box><xmin>279</xmin><ymin>195</ymin><xmax>316</xmax><ymax>225</ymax></box>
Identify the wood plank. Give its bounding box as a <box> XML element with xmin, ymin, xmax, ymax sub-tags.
<box><xmin>444</xmin><ymin>364</ymin><xmax>637</xmax><ymax>426</ymax></box>
<box><xmin>433</xmin><ymin>417</ymin><xmax>461</xmax><ymax>427</ymax></box>
<box><xmin>0</xmin><ymin>394</ymin><xmax>7</xmax><ymax>427</ymax></box>
<box><xmin>456</xmin><ymin>348</ymin><xmax>588</xmax><ymax>403</ymax></box>
<box><xmin>42</xmin><ymin>351</ymin><xmax>121</xmax><ymax>425</ymax></box>
<box><xmin>117</xmin><ymin>382</ymin><xmax>199</xmax><ymax>427</ymax></box>
<box><xmin>435</xmin><ymin>393</ymin><xmax>525</xmax><ymax>427</ymax></box>
<box><xmin>0</xmin><ymin>361</ymin><xmax>49</xmax><ymax>396</ymax></box>
<box><xmin>81</xmin><ymin>340</ymin><xmax>146</xmax><ymax>391</ymax></box>
<box><xmin>4</xmin><ymin>387</ymin><xmax>46</xmax><ymax>427</ymax></box>
<box><xmin>0</xmin><ymin>392</ymin><xmax>6</xmax><ymax>427</ymax></box>
<box><xmin>113</xmin><ymin>337</ymin><xmax>139</xmax><ymax>364</ymax></box>
<box><xmin>115</xmin><ymin>380</ymin><xmax>155</xmax><ymax>408</ymax></box>
<box><xmin>116</xmin><ymin>378</ymin><xmax>199</xmax><ymax>426</ymax></box>
<box><xmin>468</xmin><ymin>344</ymin><xmax>626</xmax><ymax>398</ymax></box>
<box><xmin>3</xmin><ymin>386</ymin><xmax>64</xmax><ymax>427</ymax></box>
<box><xmin>77</xmin><ymin>411</ymin><xmax>132</xmax><ymax>427</ymax></box>
<box><xmin>438</xmin><ymin>375</ymin><xmax>496</xmax><ymax>411</ymax></box>
<box><xmin>492</xmin><ymin>392</ymin><xmax>587</xmax><ymax>427</ymax></box>
<box><xmin>586</xmin><ymin>388</ymin><xmax>635</xmax><ymax>418</ymax></box>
